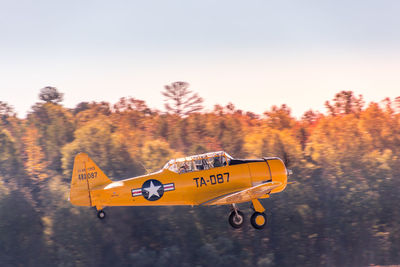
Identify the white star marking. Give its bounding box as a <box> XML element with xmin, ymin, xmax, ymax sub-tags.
<box><xmin>143</xmin><ymin>181</ymin><xmax>161</xmax><ymax>198</ymax></box>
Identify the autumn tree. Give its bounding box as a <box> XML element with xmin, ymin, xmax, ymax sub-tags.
<box><xmin>61</xmin><ymin>118</ymin><xmax>143</xmax><ymax>179</ymax></box>
<box><xmin>27</xmin><ymin>102</ymin><xmax>74</xmax><ymax>171</ymax></box>
<box><xmin>264</xmin><ymin>104</ymin><xmax>295</xmax><ymax>130</ymax></box>
<box><xmin>112</xmin><ymin>97</ymin><xmax>152</xmax><ymax>130</ymax></box>
<box><xmin>395</xmin><ymin>96</ymin><xmax>400</xmax><ymax>113</ymax></box>
<box><xmin>140</xmin><ymin>139</ymin><xmax>176</xmax><ymax>172</ymax></box>
<box><xmin>0</xmin><ymin>101</ymin><xmax>16</xmax><ymax>124</ymax></box>
<box><xmin>113</xmin><ymin>97</ymin><xmax>151</xmax><ymax>114</ymax></box>
<box><xmin>72</xmin><ymin>101</ymin><xmax>90</xmax><ymax>115</ymax></box>
<box><xmin>74</xmin><ymin>101</ymin><xmax>111</xmax><ymax>127</ymax></box>
<box><xmin>209</xmin><ymin>106</ymin><xmax>244</xmax><ymax>157</ymax></box>
<box><xmin>325</xmin><ymin>90</ymin><xmax>364</xmax><ymax>116</ymax></box>
<box><xmin>25</xmin><ymin>89</ymin><xmax>73</xmax><ymax>171</ymax></box>
<box><xmin>0</xmin><ymin>128</ymin><xmax>21</xmax><ymax>178</ymax></box>
<box><xmin>110</xmin><ymin>98</ymin><xmax>156</xmax><ymax>165</ymax></box>
<box><xmin>162</xmin><ymin>81</ymin><xmax>203</xmax><ymax>116</ymax></box>
<box><xmin>0</xmin><ymin>102</ymin><xmax>22</xmax><ymax>147</ymax></box>
<box><xmin>22</xmin><ymin>127</ymin><xmax>48</xmax><ymax>181</ymax></box>
<box><xmin>155</xmin><ymin>114</ymin><xmax>169</xmax><ymax>139</ymax></box>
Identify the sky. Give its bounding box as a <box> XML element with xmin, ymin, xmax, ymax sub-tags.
<box><xmin>0</xmin><ymin>0</ymin><xmax>399</xmax><ymax>118</ymax></box>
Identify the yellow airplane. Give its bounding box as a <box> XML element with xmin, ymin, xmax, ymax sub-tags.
<box><xmin>70</xmin><ymin>151</ymin><xmax>291</xmax><ymax>229</ymax></box>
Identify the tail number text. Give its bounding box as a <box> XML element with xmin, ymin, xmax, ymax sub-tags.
<box><xmin>78</xmin><ymin>172</ymin><xmax>97</xmax><ymax>180</ymax></box>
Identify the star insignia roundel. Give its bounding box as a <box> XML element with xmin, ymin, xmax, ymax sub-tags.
<box><xmin>131</xmin><ymin>179</ymin><xmax>175</xmax><ymax>201</ymax></box>
<box><xmin>141</xmin><ymin>179</ymin><xmax>164</xmax><ymax>201</ymax></box>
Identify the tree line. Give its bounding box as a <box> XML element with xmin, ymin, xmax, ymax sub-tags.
<box><xmin>0</xmin><ymin>83</ymin><xmax>399</xmax><ymax>266</ymax></box>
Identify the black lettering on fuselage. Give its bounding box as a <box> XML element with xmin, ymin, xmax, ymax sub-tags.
<box><xmin>193</xmin><ymin>177</ymin><xmax>199</xmax><ymax>187</ymax></box>
<box><xmin>200</xmin><ymin>177</ymin><xmax>207</xmax><ymax>187</ymax></box>
<box><xmin>193</xmin><ymin>172</ymin><xmax>230</xmax><ymax>188</ymax></box>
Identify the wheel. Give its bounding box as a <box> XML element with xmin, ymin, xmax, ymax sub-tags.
<box><xmin>97</xmin><ymin>210</ymin><xmax>106</xmax><ymax>219</ymax></box>
<box><xmin>250</xmin><ymin>212</ymin><xmax>267</xmax><ymax>229</ymax></box>
<box><xmin>229</xmin><ymin>210</ymin><xmax>245</xmax><ymax>229</ymax></box>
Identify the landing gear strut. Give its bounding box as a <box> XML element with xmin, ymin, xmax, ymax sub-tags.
<box><xmin>228</xmin><ymin>204</ymin><xmax>244</xmax><ymax>229</ymax></box>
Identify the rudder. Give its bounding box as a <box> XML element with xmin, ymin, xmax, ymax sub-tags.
<box><xmin>69</xmin><ymin>153</ymin><xmax>112</xmax><ymax>206</ymax></box>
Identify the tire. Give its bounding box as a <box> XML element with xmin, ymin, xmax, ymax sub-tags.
<box><xmin>229</xmin><ymin>210</ymin><xmax>245</xmax><ymax>229</ymax></box>
<box><xmin>97</xmin><ymin>210</ymin><xmax>106</xmax><ymax>220</ymax></box>
<box><xmin>250</xmin><ymin>212</ymin><xmax>267</xmax><ymax>229</ymax></box>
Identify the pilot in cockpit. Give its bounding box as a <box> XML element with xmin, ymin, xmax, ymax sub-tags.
<box><xmin>213</xmin><ymin>157</ymin><xmax>222</xmax><ymax>167</ymax></box>
<box><xmin>196</xmin><ymin>160</ymin><xmax>204</xmax><ymax>170</ymax></box>
<box><xmin>179</xmin><ymin>162</ymin><xmax>189</xmax><ymax>174</ymax></box>
<box><xmin>213</xmin><ymin>156</ymin><xmax>227</xmax><ymax>168</ymax></box>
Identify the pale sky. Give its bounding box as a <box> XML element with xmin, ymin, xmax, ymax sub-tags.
<box><xmin>1</xmin><ymin>0</ymin><xmax>399</xmax><ymax>117</ymax></box>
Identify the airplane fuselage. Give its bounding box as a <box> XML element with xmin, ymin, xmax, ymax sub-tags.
<box><xmin>88</xmin><ymin>158</ymin><xmax>287</xmax><ymax>209</ymax></box>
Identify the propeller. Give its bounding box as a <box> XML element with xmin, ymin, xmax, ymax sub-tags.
<box><xmin>282</xmin><ymin>151</ymin><xmax>293</xmax><ymax>177</ymax></box>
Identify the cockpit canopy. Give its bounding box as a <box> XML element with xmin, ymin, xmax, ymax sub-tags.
<box><xmin>163</xmin><ymin>151</ymin><xmax>233</xmax><ymax>174</ymax></box>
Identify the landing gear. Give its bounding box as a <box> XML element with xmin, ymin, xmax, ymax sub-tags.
<box><xmin>228</xmin><ymin>204</ymin><xmax>244</xmax><ymax>229</ymax></box>
<box><xmin>228</xmin><ymin>200</ymin><xmax>268</xmax><ymax>229</ymax></box>
<box><xmin>250</xmin><ymin>198</ymin><xmax>267</xmax><ymax>229</ymax></box>
<box><xmin>250</xmin><ymin>212</ymin><xmax>267</xmax><ymax>229</ymax></box>
<box><xmin>97</xmin><ymin>210</ymin><xmax>106</xmax><ymax>219</ymax></box>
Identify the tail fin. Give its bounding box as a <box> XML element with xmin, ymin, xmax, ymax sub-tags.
<box><xmin>69</xmin><ymin>153</ymin><xmax>112</xmax><ymax>206</ymax></box>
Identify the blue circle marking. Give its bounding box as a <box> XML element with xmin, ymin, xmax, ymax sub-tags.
<box><xmin>141</xmin><ymin>179</ymin><xmax>164</xmax><ymax>201</ymax></box>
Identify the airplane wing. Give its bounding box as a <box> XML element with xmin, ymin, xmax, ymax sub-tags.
<box><xmin>201</xmin><ymin>181</ymin><xmax>283</xmax><ymax>205</ymax></box>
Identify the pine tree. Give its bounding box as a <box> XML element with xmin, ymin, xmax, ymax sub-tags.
<box><xmin>162</xmin><ymin>81</ymin><xmax>203</xmax><ymax>116</ymax></box>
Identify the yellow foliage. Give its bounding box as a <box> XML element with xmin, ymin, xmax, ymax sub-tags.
<box><xmin>140</xmin><ymin>139</ymin><xmax>178</xmax><ymax>172</ymax></box>
<box><xmin>244</xmin><ymin>130</ymin><xmax>265</xmax><ymax>158</ymax></box>
<box><xmin>22</xmin><ymin>127</ymin><xmax>48</xmax><ymax>181</ymax></box>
